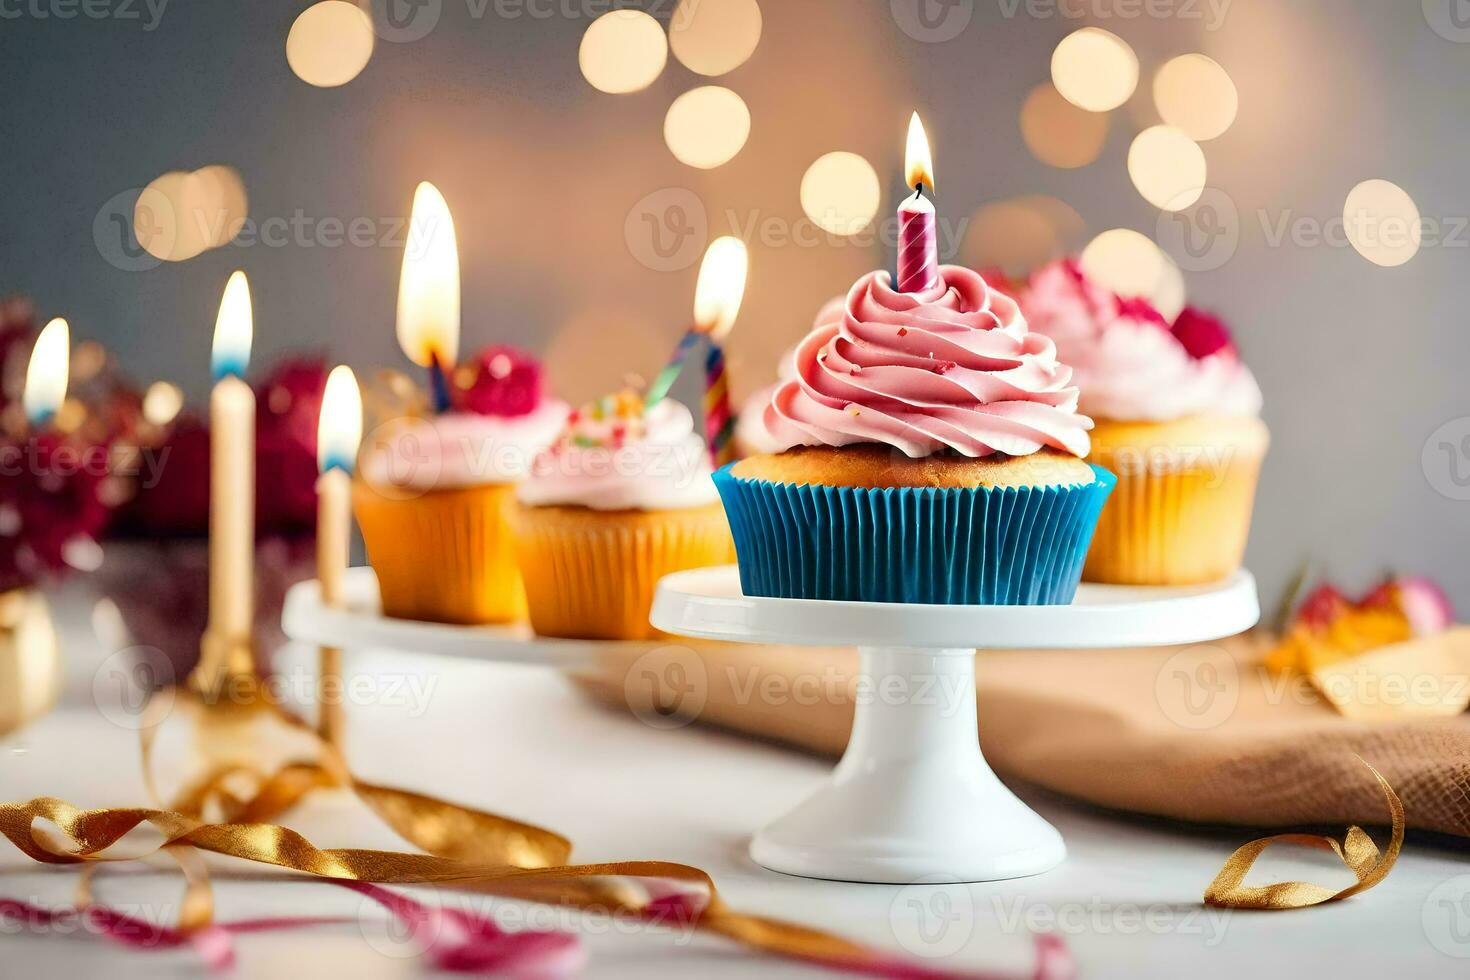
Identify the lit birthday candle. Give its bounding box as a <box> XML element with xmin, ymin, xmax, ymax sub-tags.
<box><xmin>646</xmin><ymin>236</ymin><xmax>749</xmax><ymax>407</ymax></box>
<box><xmin>315</xmin><ymin>365</ymin><xmax>362</xmax><ymax>752</ymax></box>
<box><xmin>694</xmin><ymin>237</ymin><xmax>748</xmax><ymax>467</ymax></box>
<box><xmin>195</xmin><ymin>270</ymin><xmax>256</xmax><ymax>695</ymax></box>
<box><xmin>23</xmin><ymin>318</ymin><xmax>70</xmax><ymax>429</ymax></box>
<box><xmin>397</xmin><ymin>181</ymin><xmax>460</xmax><ymax>413</ymax></box>
<box><xmin>896</xmin><ymin>112</ymin><xmax>938</xmax><ymax>295</ymax></box>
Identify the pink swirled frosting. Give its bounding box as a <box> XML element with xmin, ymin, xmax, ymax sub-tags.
<box><xmin>762</xmin><ymin>267</ymin><xmax>1093</xmax><ymax>459</ymax></box>
<box><xmin>1020</xmin><ymin>260</ymin><xmax>1263</xmax><ymax>422</ymax></box>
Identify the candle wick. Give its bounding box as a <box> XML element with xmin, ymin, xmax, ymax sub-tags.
<box><xmin>912</xmin><ymin>183</ymin><xmax>924</xmax><ymax>201</ymax></box>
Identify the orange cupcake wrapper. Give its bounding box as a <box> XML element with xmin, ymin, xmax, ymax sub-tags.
<box><xmin>1083</xmin><ymin>442</ymin><xmax>1264</xmax><ymax>586</ymax></box>
<box><xmin>512</xmin><ymin>503</ymin><xmax>733</xmax><ymax>641</ymax></box>
<box><xmin>353</xmin><ymin>481</ymin><xmax>527</xmax><ymax>625</ymax></box>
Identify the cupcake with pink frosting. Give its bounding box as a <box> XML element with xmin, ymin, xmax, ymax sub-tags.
<box><xmin>354</xmin><ymin>346</ymin><xmax>568</xmax><ymax>624</ymax></box>
<box><xmin>1019</xmin><ymin>259</ymin><xmax>1269</xmax><ymax>585</ymax></box>
<box><xmin>511</xmin><ymin>390</ymin><xmax>733</xmax><ymax>639</ymax></box>
<box><xmin>721</xmin><ymin>265</ymin><xmax>1114</xmax><ymax>605</ymax></box>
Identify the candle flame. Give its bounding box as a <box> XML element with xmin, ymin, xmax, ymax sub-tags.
<box><xmin>905</xmin><ymin>112</ymin><xmax>935</xmax><ymax>193</ymax></box>
<box><xmin>211</xmin><ymin>270</ymin><xmax>253</xmax><ymax>381</ymax></box>
<box><xmin>317</xmin><ymin>365</ymin><xmax>363</xmax><ymax>474</ymax></box>
<box><xmin>396</xmin><ymin>181</ymin><xmax>460</xmax><ymax>369</ymax></box>
<box><xmin>692</xmin><ymin>236</ymin><xmax>748</xmax><ymax>341</ymax></box>
<box><xmin>24</xmin><ymin>317</ymin><xmax>69</xmax><ymax>426</ymax></box>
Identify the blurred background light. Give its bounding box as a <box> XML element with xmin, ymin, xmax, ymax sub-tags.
<box><xmin>669</xmin><ymin>0</ymin><xmax>763</xmax><ymax>77</ymax></box>
<box><xmin>285</xmin><ymin>1</ymin><xmax>375</xmax><ymax>89</ymax></box>
<box><xmin>1343</xmin><ymin>178</ymin><xmax>1422</xmax><ymax>267</ymax></box>
<box><xmin>663</xmin><ymin>86</ymin><xmax>750</xmax><ymax>169</ymax></box>
<box><xmin>579</xmin><ymin>10</ymin><xmax>668</xmax><ymax>94</ymax></box>
<box><xmin>134</xmin><ymin>166</ymin><xmax>248</xmax><ymax>263</ymax></box>
<box><xmin>800</xmin><ymin>152</ymin><xmax>881</xmax><ymax>235</ymax></box>
<box><xmin>545</xmin><ymin>308</ymin><xmax>667</xmax><ymax>404</ymax></box>
<box><xmin>1128</xmin><ymin>125</ymin><xmax>1207</xmax><ymax>211</ymax></box>
<box><xmin>1051</xmin><ymin>27</ymin><xmax>1138</xmax><ymax>112</ymax></box>
<box><xmin>1153</xmin><ymin>54</ymin><xmax>1238</xmax><ymax>141</ymax></box>
<box><xmin>142</xmin><ymin>381</ymin><xmax>184</xmax><ymax>427</ymax></box>
<box><xmin>1020</xmin><ymin>82</ymin><xmax>1110</xmax><ymax>169</ymax></box>
<box><xmin>1080</xmin><ymin>228</ymin><xmax>1167</xmax><ymax>300</ymax></box>
<box><xmin>964</xmin><ymin>195</ymin><xmax>1086</xmax><ymax>276</ymax></box>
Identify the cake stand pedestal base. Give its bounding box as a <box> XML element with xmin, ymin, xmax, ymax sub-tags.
<box><xmin>750</xmin><ymin>645</ymin><xmax>1063</xmax><ymax>883</ymax></box>
<box><xmin>650</xmin><ymin>565</ymin><xmax>1259</xmax><ymax>885</ymax></box>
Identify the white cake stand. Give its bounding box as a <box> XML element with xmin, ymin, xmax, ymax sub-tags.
<box><xmin>281</xmin><ymin>567</ymin><xmax>632</xmax><ymax>668</ymax></box>
<box><xmin>650</xmin><ymin>565</ymin><xmax>1259</xmax><ymax>885</ymax></box>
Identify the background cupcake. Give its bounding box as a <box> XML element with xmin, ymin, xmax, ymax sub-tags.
<box><xmin>513</xmin><ymin>390</ymin><xmax>731</xmax><ymax>640</ymax></box>
<box><xmin>354</xmin><ymin>346</ymin><xmax>567</xmax><ymax>624</ymax></box>
<box><xmin>723</xmin><ymin>265</ymin><xmax>1114</xmax><ymax>605</ymax></box>
<box><xmin>1020</xmin><ymin>259</ymin><xmax>1268</xmax><ymax>585</ymax></box>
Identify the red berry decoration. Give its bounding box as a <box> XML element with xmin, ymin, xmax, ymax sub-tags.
<box><xmin>454</xmin><ymin>346</ymin><xmax>544</xmax><ymax>418</ymax></box>
<box><xmin>1171</xmin><ymin>306</ymin><xmax>1236</xmax><ymax>360</ymax></box>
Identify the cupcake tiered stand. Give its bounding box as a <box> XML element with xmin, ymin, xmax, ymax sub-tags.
<box><xmin>650</xmin><ymin>566</ymin><xmax>1259</xmax><ymax>884</ymax></box>
<box><xmin>283</xmin><ymin>564</ymin><xmax>1259</xmax><ymax>885</ymax></box>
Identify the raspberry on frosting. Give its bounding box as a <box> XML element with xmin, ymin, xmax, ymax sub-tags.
<box><xmin>454</xmin><ymin>346</ymin><xmax>545</xmax><ymax>418</ymax></box>
<box><xmin>1171</xmin><ymin>306</ymin><xmax>1236</xmax><ymax>361</ymax></box>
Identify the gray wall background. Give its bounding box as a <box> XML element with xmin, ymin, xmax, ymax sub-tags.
<box><xmin>1</xmin><ymin>0</ymin><xmax>1467</xmax><ymax>610</ymax></box>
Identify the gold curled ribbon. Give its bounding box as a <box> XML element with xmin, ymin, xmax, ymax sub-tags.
<box><xmin>1204</xmin><ymin>758</ymin><xmax>1404</xmax><ymax>910</ymax></box>
<box><xmin>1</xmin><ymin>686</ymin><xmax>975</xmax><ymax>977</ymax></box>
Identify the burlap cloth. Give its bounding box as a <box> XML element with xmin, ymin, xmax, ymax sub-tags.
<box><xmin>573</xmin><ymin>632</ymin><xmax>1470</xmax><ymax>836</ymax></box>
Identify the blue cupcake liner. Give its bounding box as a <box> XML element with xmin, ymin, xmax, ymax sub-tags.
<box><xmin>714</xmin><ymin>463</ymin><xmax>1116</xmax><ymax>606</ymax></box>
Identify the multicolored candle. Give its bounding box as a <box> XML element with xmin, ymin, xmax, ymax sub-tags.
<box><xmin>896</xmin><ymin>112</ymin><xmax>938</xmax><ymax>295</ymax></box>
<box><xmin>646</xmin><ymin>237</ymin><xmax>749</xmax><ymax>407</ymax></box>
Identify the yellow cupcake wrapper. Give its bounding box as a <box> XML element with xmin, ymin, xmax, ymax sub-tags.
<box><xmin>353</xmin><ymin>481</ymin><xmax>528</xmax><ymax>625</ymax></box>
<box><xmin>1084</xmin><ymin>418</ymin><xmax>1267</xmax><ymax>586</ymax></box>
<box><xmin>512</xmin><ymin>503</ymin><xmax>733</xmax><ymax>641</ymax></box>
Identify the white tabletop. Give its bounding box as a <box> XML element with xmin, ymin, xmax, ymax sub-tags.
<box><xmin>1</xmin><ymin>584</ymin><xmax>1464</xmax><ymax>979</ymax></box>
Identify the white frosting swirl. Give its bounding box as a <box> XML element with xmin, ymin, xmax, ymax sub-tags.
<box><xmin>517</xmin><ymin>400</ymin><xmax>717</xmax><ymax>511</ymax></box>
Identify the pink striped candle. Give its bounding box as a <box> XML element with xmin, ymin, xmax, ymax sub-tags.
<box><xmin>896</xmin><ymin>189</ymin><xmax>938</xmax><ymax>294</ymax></box>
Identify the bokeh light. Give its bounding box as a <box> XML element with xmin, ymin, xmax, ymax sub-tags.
<box><xmin>142</xmin><ymin>381</ymin><xmax>184</xmax><ymax>427</ymax></box>
<box><xmin>800</xmin><ymin>152</ymin><xmax>881</xmax><ymax>235</ymax></box>
<box><xmin>1343</xmin><ymin>179</ymin><xmax>1422</xmax><ymax>267</ymax></box>
<box><xmin>1020</xmin><ymin>83</ymin><xmax>1109</xmax><ymax>169</ymax></box>
<box><xmin>964</xmin><ymin>196</ymin><xmax>1086</xmax><ymax>276</ymax></box>
<box><xmin>579</xmin><ymin>10</ymin><xmax>668</xmax><ymax>94</ymax></box>
<box><xmin>285</xmin><ymin>1</ymin><xmax>375</xmax><ymax>89</ymax></box>
<box><xmin>1080</xmin><ymin>228</ymin><xmax>1167</xmax><ymax>300</ymax></box>
<box><xmin>1051</xmin><ymin>28</ymin><xmax>1138</xmax><ymax>112</ymax></box>
<box><xmin>664</xmin><ymin>86</ymin><xmax>750</xmax><ymax>169</ymax></box>
<box><xmin>545</xmin><ymin>308</ymin><xmax>667</xmax><ymax>405</ymax></box>
<box><xmin>1153</xmin><ymin>251</ymin><xmax>1187</xmax><ymax>322</ymax></box>
<box><xmin>1128</xmin><ymin>126</ymin><xmax>1206</xmax><ymax>211</ymax></box>
<box><xmin>669</xmin><ymin>0</ymin><xmax>762</xmax><ymax>77</ymax></box>
<box><xmin>134</xmin><ymin>166</ymin><xmax>248</xmax><ymax>263</ymax></box>
<box><xmin>1153</xmin><ymin>54</ymin><xmax>1238</xmax><ymax>141</ymax></box>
